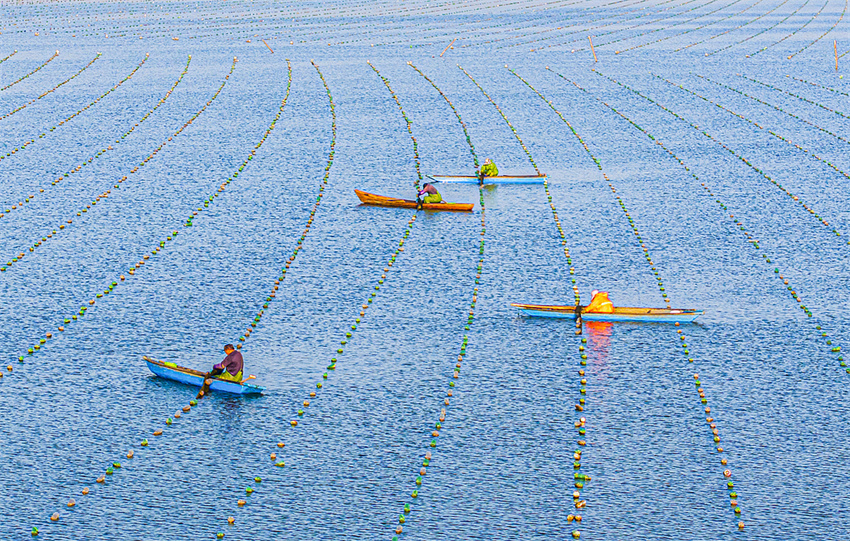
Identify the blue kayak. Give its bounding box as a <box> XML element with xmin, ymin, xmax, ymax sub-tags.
<box><xmin>426</xmin><ymin>174</ymin><xmax>546</xmax><ymax>185</ymax></box>
<box><xmin>144</xmin><ymin>356</ymin><xmax>264</xmax><ymax>395</ymax></box>
<box><xmin>511</xmin><ymin>303</ymin><xmax>703</xmax><ymax>323</ymax></box>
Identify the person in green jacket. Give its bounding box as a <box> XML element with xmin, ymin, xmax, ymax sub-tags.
<box><xmin>479</xmin><ymin>158</ymin><xmax>499</xmax><ymax>184</ymax></box>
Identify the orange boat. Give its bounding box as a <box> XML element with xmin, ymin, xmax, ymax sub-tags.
<box><xmin>355</xmin><ymin>189</ymin><xmax>473</xmax><ymax>212</ymax></box>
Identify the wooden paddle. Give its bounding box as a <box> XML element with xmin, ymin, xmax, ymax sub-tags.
<box><xmin>241</xmin><ymin>375</ymin><xmax>256</xmax><ymax>384</ymax></box>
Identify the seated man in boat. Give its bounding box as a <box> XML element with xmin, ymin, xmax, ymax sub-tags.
<box><xmin>584</xmin><ymin>290</ymin><xmax>614</xmax><ymax>313</ymax></box>
<box><xmin>416</xmin><ymin>183</ymin><xmax>443</xmax><ymax>208</ymax></box>
<box><xmin>478</xmin><ymin>158</ymin><xmax>499</xmax><ymax>183</ymax></box>
<box><xmin>210</xmin><ymin>344</ymin><xmax>243</xmax><ymax>382</ymax></box>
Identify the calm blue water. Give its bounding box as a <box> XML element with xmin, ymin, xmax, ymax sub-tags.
<box><xmin>1</xmin><ymin>1</ymin><xmax>849</xmax><ymax>539</ymax></box>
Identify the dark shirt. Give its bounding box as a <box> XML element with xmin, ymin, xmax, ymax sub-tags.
<box><xmin>418</xmin><ymin>184</ymin><xmax>438</xmax><ymax>196</ymax></box>
<box><xmin>215</xmin><ymin>350</ymin><xmax>243</xmax><ymax>376</ymax></box>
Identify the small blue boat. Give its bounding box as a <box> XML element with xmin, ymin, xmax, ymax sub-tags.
<box><xmin>426</xmin><ymin>174</ymin><xmax>546</xmax><ymax>185</ymax></box>
<box><xmin>511</xmin><ymin>303</ymin><xmax>703</xmax><ymax>323</ymax></box>
<box><xmin>144</xmin><ymin>356</ymin><xmax>264</xmax><ymax>395</ymax></box>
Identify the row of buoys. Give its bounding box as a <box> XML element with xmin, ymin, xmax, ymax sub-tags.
<box><xmin>458</xmin><ymin>64</ymin><xmax>541</xmax><ymax>175</ymax></box>
<box><xmin>613</xmin><ymin>0</ymin><xmax>760</xmax><ymax>55</ymax></box>
<box><xmin>0</xmin><ymin>49</ymin><xmax>18</xmax><ymax>65</ymax></box>
<box><xmin>387</xmin><ymin>60</ymin><xmax>491</xmax><ymax>541</ymax></box>
<box><xmin>35</xmin><ymin>393</ymin><xmax>204</xmax><ymax>535</ymax></box>
<box><xmin>0</xmin><ymin>55</ymin><xmax>189</xmax><ymax>230</ymax></box>
<box><xmin>520</xmin><ymin>67</ymin><xmax>746</xmax><ymax>529</ymax></box>
<box><xmin>739</xmin><ymin>72</ymin><xmax>850</xmax><ymax>120</ymax></box>
<box><xmin>0</xmin><ymin>56</ymin><xmax>222</xmax><ymax>275</ymax></box>
<box><xmin>367</xmin><ymin>61</ymin><xmax>423</xmax><ymax>191</ymax></box>
<box><xmin>791</xmin><ymin>6</ymin><xmax>847</xmax><ymax>59</ymax></box>
<box><xmin>0</xmin><ymin>53</ymin><xmax>149</xmax><ymax>166</ymax></box>
<box><xmin>790</xmin><ymin>74</ymin><xmax>848</xmax><ymax>97</ymax></box>
<box><xmin>699</xmin><ymin>73</ymin><xmax>850</xmax><ymax>149</ymax></box>
<box><xmin>507</xmin><ymin>68</ymin><xmax>584</xmax><ymax>306</ymax></box>
<box><xmin>531</xmin><ymin>0</ymin><xmax>717</xmax><ymax>54</ymax></box>
<box><xmin>704</xmin><ymin>0</ymin><xmax>793</xmax><ymax>56</ymax></box>
<box><xmin>501</xmin><ymin>0</ymin><xmax>671</xmax><ymax>52</ymax></box>
<box><xmin>657</xmin><ymin>74</ymin><xmax>850</xmax><ymax>191</ymax></box>
<box><xmin>0</xmin><ymin>52</ymin><xmax>100</xmax><ymax>123</ymax></box>
<box><xmin>217</xmin><ymin>60</ymin><xmax>341</xmax><ymax>537</ymax></box>
<box><xmin>33</xmin><ymin>60</ymin><xmax>293</xmax><ymax>536</ymax></box>
<box><xmin>745</xmin><ymin>0</ymin><xmax>828</xmax><ymax>58</ymax></box>
<box><xmin>592</xmin><ymin>69</ymin><xmax>846</xmax><ymax>241</ymax></box>
<box><xmin>0</xmin><ymin>49</ymin><xmax>58</xmax><ymax>92</ymax></box>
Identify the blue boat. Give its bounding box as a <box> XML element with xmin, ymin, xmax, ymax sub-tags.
<box><xmin>511</xmin><ymin>303</ymin><xmax>703</xmax><ymax>323</ymax></box>
<box><xmin>144</xmin><ymin>356</ymin><xmax>264</xmax><ymax>395</ymax></box>
<box><xmin>426</xmin><ymin>174</ymin><xmax>546</xmax><ymax>185</ymax></box>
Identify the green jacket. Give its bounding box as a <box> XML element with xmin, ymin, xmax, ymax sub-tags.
<box><xmin>480</xmin><ymin>162</ymin><xmax>499</xmax><ymax>177</ymax></box>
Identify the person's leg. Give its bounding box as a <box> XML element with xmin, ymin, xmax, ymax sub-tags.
<box><xmin>423</xmin><ymin>193</ymin><xmax>441</xmax><ymax>204</ymax></box>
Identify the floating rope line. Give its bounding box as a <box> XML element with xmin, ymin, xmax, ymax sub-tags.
<box><xmin>0</xmin><ymin>53</ymin><xmax>149</xmax><ymax>165</ymax></box>
<box><xmin>467</xmin><ymin>64</ymin><xmax>596</xmax><ymax>538</ymax></box>
<box><xmin>705</xmin><ymin>0</ymin><xmax>808</xmax><ymax>56</ymax></box>
<box><xmin>216</xmin><ymin>61</ymin><xmax>428</xmax><ymax>538</ymax></box>
<box><xmin>0</xmin><ymin>49</ymin><xmax>58</xmax><ymax>92</ymax></box>
<box><xmin>32</xmin><ymin>60</ymin><xmax>293</xmax><ymax>536</ymax></box>
<box><xmin>655</xmin><ymin>74</ymin><xmax>850</xmax><ymax>182</ymax></box>
<box><xmin>737</xmin><ymin>72</ymin><xmax>850</xmax><ymax>120</ymax></box>
<box><xmin>367</xmin><ymin>61</ymin><xmax>423</xmax><ymax>191</ymax></box>
<box><xmin>613</xmin><ymin>0</ymin><xmax>759</xmax><ymax>53</ymax></box>
<box><xmin>0</xmin><ymin>50</ymin><xmax>17</xmax><ymax>66</ymax></box>
<box><xmin>678</xmin><ymin>0</ymin><xmax>793</xmax><ymax>52</ymax></box>
<box><xmin>543</xmin><ymin>67</ymin><xmax>744</xmax><ymax>529</ymax></box>
<box><xmin>789</xmin><ymin>73</ymin><xmax>850</xmax><ymax>97</ymax></box>
<box><xmin>746</xmin><ymin>0</ymin><xmax>827</xmax><ymax>57</ymax></box>
<box><xmin>6</xmin><ymin>57</ymin><xmax>285</xmax><ymax>372</ymax></box>
<box><xmin>389</xmin><ymin>61</ymin><xmax>486</xmax><ymax>541</ymax></box>
<box><xmin>695</xmin><ymin>72</ymin><xmax>850</xmax><ymax>149</ymax></box>
<box><xmin>536</xmin><ymin>0</ymin><xmax>723</xmax><ymax>54</ymax></box>
<box><xmin>0</xmin><ymin>56</ymin><xmax>221</xmax><ymax>274</ymax></box>
<box><xmin>566</xmin><ymin>69</ymin><xmax>846</xmax><ymax>382</ymax></box>
<box><xmin>670</xmin><ymin>0</ymin><xmax>769</xmax><ymax>51</ymax></box>
<box><xmin>501</xmin><ymin>0</ymin><xmax>697</xmax><ymax>51</ymax></box>
<box><xmin>0</xmin><ymin>55</ymin><xmax>190</xmax><ymax>222</ymax></box>
<box><xmin>0</xmin><ymin>52</ymin><xmax>100</xmax><ymax>123</ymax></box>
<box><xmin>591</xmin><ymin>69</ymin><xmax>847</xmax><ymax>241</ymax></box>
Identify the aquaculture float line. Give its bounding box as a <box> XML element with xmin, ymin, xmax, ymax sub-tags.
<box><xmin>695</xmin><ymin>73</ymin><xmax>850</xmax><ymax>149</ymax></box>
<box><xmin>789</xmin><ymin>74</ymin><xmax>850</xmax><ymax>97</ymax></box>
<box><xmin>515</xmin><ymin>0</ymin><xmax>702</xmax><ymax>52</ymax></box>
<box><xmin>467</xmin><ymin>64</ymin><xmax>594</xmax><ymax>538</ymax></box>
<box><xmin>0</xmin><ymin>53</ymin><xmax>149</xmax><ymax>165</ymax></box>
<box><xmin>655</xmin><ymin>74</ymin><xmax>850</xmax><ymax>182</ymax></box>
<box><xmin>390</xmin><ymin>62</ymin><xmax>486</xmax><ymax>541</ymax></box>
<box><xmin>0</xmin><ymin>50</ymin><xmax>17</xmax><ymax>65</ymax></box>
<box><xmin>540</xmin><ymin>67</ymin><xmax>744</xmax><ymax>528</ymax></box>
<box><xmin>31</xmin><ymin>60</ymin><xmax>293</xmax><ymax>537</ymax></box>
<box><xmin>6</xmin><ymin>57</ymin><xmax>275</xmax><ymax>371</ymax></box>
<box><xmin>695</xmin><ymin>0</ymin><xmax>792</xmax><ymax>55</ymax></box>
<box><xmin>614</xmin><ymin>0</ymin><xmax>761</xmax><ymax>54</ymax></box>
<box><xmin>0</xmin><ymin>56</ymin><xmax>221</xmax><ymax>274</ymax></box>
<box><xmin>591</xmin><ymin>70</ymin><xmax>846</xmax><ymax>241</ymax></box>
<box><xmin>367</xmin><ymin>61</ymin><xmax>423</xmax><ymax>191</ymax></box>
<box><xmin>708</xmin><ymin>0</ymin><xmax>808</xmax><ymax>57</ymax></box>
<box><xmin>463</xmin><ymin>64</ymin><xmax>580</xmax><ymax>306</ymax></box>
<box><xmin>570</xmin><ymin>70</ymin><xmax>847</xmax><ymax>384</ymax></box>
<box><xmin>0</xmin><ymin>55</ymin><xmax>190</xmax><ymax>222</ymax></box>
<box><xmin>600</xmin><ymin>0</ymin><xmax>746</xmax><ymax>54</ymax></box>
<box><xmin>0</xmin><ymin>52</ymin><xmax>100</xmax><ymax>123</ymax></box>
<box><xmin>0</xmin><ymin>49</ymin><xmax>58</xmax><ymax>92</ymax></box>
<box><xmin>217</xmin><ymin>61</ymin><xmax>427</xmax><ymax>538</ymax></box>
<box><xmin>786</xmin><ymin>0</ymin><xmax>846</xmax><ymax>59</ymax></box>
<box><xmin>737</xmin><ymin>73</ymin><xmax>850</xmax><ymax>120</ymax></box>
<box><xmin>746</xmin><ymin>0</ymin><xmax>824</xmax><ymax>57</ymax></box>
<box><xmin>495</xmin><ymin>0</ymin><xmax>675</xmax><ymax>51</ymax></box>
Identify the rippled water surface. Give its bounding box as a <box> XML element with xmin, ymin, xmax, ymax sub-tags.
<box><xmin>1</xmin><ymin>1</ymin><xmax>849</xmax><ymax>539</ymax></box>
